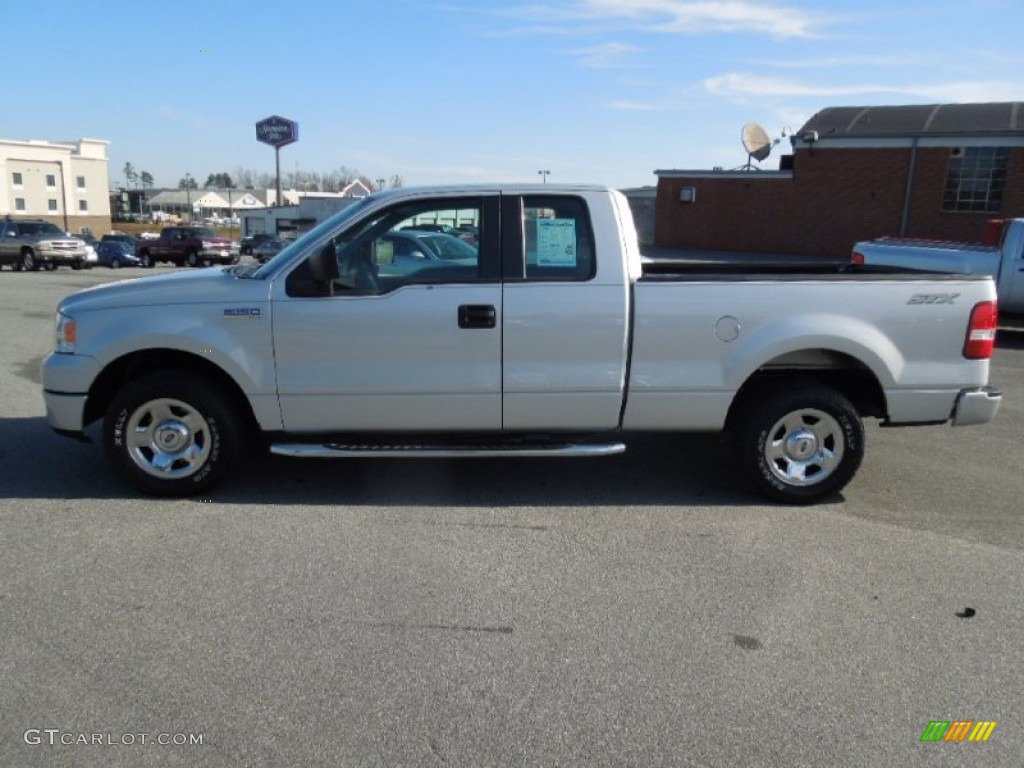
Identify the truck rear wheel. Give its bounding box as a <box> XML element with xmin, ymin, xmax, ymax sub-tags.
<box><xmin>734</xmin><ymin>381</ymin><xmax>864</xmax><ymax>504</ymax></box>
<box><xmin>104</xmin><ymin>371</ymin><xmax>240</xmax><ymax>496</ymax></box>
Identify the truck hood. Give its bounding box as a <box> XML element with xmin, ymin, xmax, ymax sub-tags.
<box><xmin>58</xmin><ymin>268</ymin><xmax>270</xmax><ymax>314</ymax></box>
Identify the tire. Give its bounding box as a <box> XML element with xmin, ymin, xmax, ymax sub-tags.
<box><xmin>45</xmin><ymin>263</ymin><xmax>58</xmax><ymax>271</ymax></box>
<box><xmin>110</xmin><ymin>258</ymin><xmax>121</xmax><ymax>269</ymax></box>
<box><xmin>104</xmin><ymin>371</ymin><xmax>241</xmax><ymax>496</ymax></box>
<box><xmin>186</xmin><ymin>250</ymin><xmax>200</xmax><ymax>267</ymax></box>
<box><xmin>139</xmin><ymin>251</ymin><xmax>153</xmax><ymax>268</ymax></box>
<box><xmin>733</xmin><ymin>381</ymin><xmax>864</xmax><ymax>504</ymax></box>
<box><xmin>22</xmin><ymin>249</ymin><xmax>38</xmax><ymax>271</ymax></box>
<box><xmin>71</xmin><ymin>262</ymin><xmax>82</xmax><ymax>271</ymax></box>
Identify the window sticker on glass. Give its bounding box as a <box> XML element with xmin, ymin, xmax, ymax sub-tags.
<box><xmin>536</xmin><ymin>218</ymin><xmax>577</xmax><ymax>266</ymax></box>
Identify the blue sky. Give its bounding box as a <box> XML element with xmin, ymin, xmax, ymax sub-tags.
<box><xmin>10</xmin><ymin>0</ymin><xmax>1024</xmax><ymax>189</ymax></box>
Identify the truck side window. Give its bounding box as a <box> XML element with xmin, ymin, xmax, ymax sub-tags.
<box><xmin>289</xmin><ymin>198</ymin><xmax>487</xmax><ymax>297</ymax></box>
<box><xmin>522</xmin><ymin>196</ymin><xmax>595</xmax><ymax>281</ymax></box>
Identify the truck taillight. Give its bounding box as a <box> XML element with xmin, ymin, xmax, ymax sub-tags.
<box><xmin>964</xmin><ymin>301</ymin><xmax>998</xmax><ymax>359</ymax></box>
<box><xmin>851</xmin><ymin>251</ymin><xmax>865</xmax><ymax>265</ymax></box>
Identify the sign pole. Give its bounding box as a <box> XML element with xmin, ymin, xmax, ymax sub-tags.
<box><xmin>255</xmin><ymin>114</ymin><xmax>299</xmax><ymax>208</ymax></box>
<box><xmin>275</xmin><ymin>146</ymin><xmax>281</xmax><ymax>207</ymax></box>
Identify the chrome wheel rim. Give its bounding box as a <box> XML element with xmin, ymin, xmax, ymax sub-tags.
<box><xmin>764</xmin><ymin>408</ymin><xmax>844</xmax><ymax>487</ymax></box>
<box><xmin>125</xmin><ymin>398</ymin><xmax>212</xmax><ymax>479</ymax></box>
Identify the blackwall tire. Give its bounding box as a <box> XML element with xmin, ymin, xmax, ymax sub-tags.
<box><xmin>22</xmin><ymin>250</ymin><xmax>38</xmax><ymax>271</ymax></box>
<box><xmin>734</xmin><ymin>381</ymin><xmax>864</xmax><ymax>505</ymax></box>
<box><xmin>139</xmin><ymin>252</ymin><xmax>153</xmax><ymax>268</ymax></box>
<box><xmin>104</xmin><ymin>371</ymin><xmax>240</xmax><ymax>497</ymax></box>
<box><xmin>186</xmin><ymin>250</ymin><xmax>200</xmax><ymax>267</ymax></box>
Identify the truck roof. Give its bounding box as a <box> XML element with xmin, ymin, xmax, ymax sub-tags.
<box><xmin>371</xmin><ymin>183</ymin><xmax>615</xmax><ymax>201</ymax></box>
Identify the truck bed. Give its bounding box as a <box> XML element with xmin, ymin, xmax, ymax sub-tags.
<box><xmin>639</xmin><ymin>259</ymin><xmax>991</xmax><ymax>281</ymax></box>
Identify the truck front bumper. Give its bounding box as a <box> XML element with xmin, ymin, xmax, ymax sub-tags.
<box><xmin>44</xmin><ymin>391</ymin><xmax>90</xmax><ymax>436</ymax></box>
<box><xmin>952</xmin><ymin>386</ymin><xmax>1002</xmax><ymax>426</ymax></box>
<box><xmin>41</xmin><ymin>352</ymin><xmax>100</xmax><ymax>435</ymax></box>
<box><xmin>200</xmin><ymin>248</ymin><xmax>239</xmax><ymax>264</ymax></box>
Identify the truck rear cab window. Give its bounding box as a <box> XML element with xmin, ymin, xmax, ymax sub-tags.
<box><xmin>521</xmin><ymin>195</ymin><xmax>595</xmax><ymax>282</ymax></box>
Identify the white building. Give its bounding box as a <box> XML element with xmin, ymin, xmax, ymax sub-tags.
<box><xmin>1</xmin><ymin>138</ymin><xmax>112</xmax><ymax>235</ymax></box>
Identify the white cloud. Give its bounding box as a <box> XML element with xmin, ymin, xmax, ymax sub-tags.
<box><xmin>580</xmin><ymin>0</ymin><xmax>826</xmax><ymax>37</ymax></box>
<box><xmin>608</xmin><ymin>98</ymin><xmax>674</xmax><ymax>111</ymax></box>
<box><xmin>704</xmin><ymin>72</ymin><xmax>1024</xmax><ymax>103</ymax></box>
<box><xmin>499</xmin><ymin>0</ymin><xmax>833</xmax><ymax>38</ymax></box>
<box><xmin>571</xmin><ymin>42</ymin><xmax>642</xmax><ymax>69</ymax></box>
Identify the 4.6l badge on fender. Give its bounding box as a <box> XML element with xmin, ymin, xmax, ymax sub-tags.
<box><xmin>223</xmin><ymin>307</ymin><xmax>262</xmax><ymax>317</ymax></box>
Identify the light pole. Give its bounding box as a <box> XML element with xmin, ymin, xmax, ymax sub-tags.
<box><xmin>538</xmin><ymin>170</ymin><xmax>550</xmax><ymax>184</ymax></box>
<box><xmin>184</xmin><ymin>173</ymin><xmax>193</xmax><ymax>222</ymax></box>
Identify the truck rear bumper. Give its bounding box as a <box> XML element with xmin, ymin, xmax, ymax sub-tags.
<box><xmin>952</xmin><ymin>386</ymin><xmax>1002</xmax><ymax>426</ymax></box>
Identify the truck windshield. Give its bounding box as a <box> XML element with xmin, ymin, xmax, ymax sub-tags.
<box><xmin>250</xmin><ymin>197</ymin><xmax>377</xmax><ymax>279</ymax></box>
<box><xmin>183</xmin><ymin>228</ymin><xmax>218</xmax><ymax>238</ymax></box>
<box><xmin>20</xmin><ymin>222</ymin><xmax>66</xmax><ymax>236</ymax></box>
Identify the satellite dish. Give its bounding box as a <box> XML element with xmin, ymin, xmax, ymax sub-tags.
<box><xmin>742</xmin><ymin>122</ymin><xmax>773</xmax><ymax>162</ymax></box>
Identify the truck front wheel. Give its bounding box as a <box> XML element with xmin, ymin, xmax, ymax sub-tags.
<box><xmin>104</xmin><ymin>371</ymin><xmax>240</xmax><ymax>496</ymax></box>
<box><xmin>734</xmin><ymin>382</ymin><xmax>864</xmax><ymax>504</ymax></box>
<box><xmin>138</xmin><ymin>251</ymin><xmax>153</xmax><ymax>268</ymax></box>
<box><xmin>186</xmin><ymin>249</ymin><xmax>200</xmax><ymax>267</ymax></box>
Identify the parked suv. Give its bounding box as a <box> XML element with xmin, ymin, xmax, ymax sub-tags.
<box><xmin>0</xmin><ymin>218</ymin><xmax>88</xmax><ymax>271</ymax></box>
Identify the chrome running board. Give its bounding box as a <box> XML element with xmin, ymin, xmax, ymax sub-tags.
<box><xmin>270</xmin><ymin>441</ymin><xmax>626</xmax><ymax>459</ymax></box>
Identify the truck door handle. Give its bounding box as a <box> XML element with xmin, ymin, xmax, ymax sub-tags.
<box><xmin>458</xmin><ymin>304</ymin><xmax>496</xmax><ymax>329</ymax></box>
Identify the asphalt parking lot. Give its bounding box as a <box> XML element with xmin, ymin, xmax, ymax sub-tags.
<box><xmin>2</xmin><ymin>266</ymin><xmax>1022</xmax><ymax>767</ymax></box>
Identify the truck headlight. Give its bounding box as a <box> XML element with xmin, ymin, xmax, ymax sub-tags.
<box><xmin>55</xmin><ymin>312</ymin><xmax>77</xmax><ymax>354</ymax></box>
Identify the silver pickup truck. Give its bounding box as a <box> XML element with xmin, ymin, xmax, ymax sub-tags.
<box><xmin>853</xmin><ymin>218</ymin><xmax>1024</xmax><ymax>314</ymax></box>
<box><xmin>41</xmin><ymin>185</ymin><xmax>1002</xmax><ymax>503</ymax></box>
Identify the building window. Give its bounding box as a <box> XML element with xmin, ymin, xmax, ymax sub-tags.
<box><xmin>15</xmin><ymin>198</ymin><xmax>26</xmax><ymax>211</ymax></box>
<box><xmin>943</xmin><ymin>147</ymin><xmax>1010</xmax><ymax>213</ymax></box>
<box><xmin>12</xmin><ymin>172</ymin><xmax>23</xmax><ymax>186</ymax></box>
<box><xmin>46</xmin><ymin>174</ymin><xmax>57</xmax><ymax>189</ymax></box>
<box><xmin>49</xmin><ymin>199</ymin><xmax>58</xmax><ymax>212</ymax></box>
<box><xmin>79</xmin><ymin>200</ymin><xmax>88</xmax><ymax>213</ymax></box>
<box><xmin>77</xmin><ymin>175</ymin><xmax>86</xmax><ymax>189</ymax></box>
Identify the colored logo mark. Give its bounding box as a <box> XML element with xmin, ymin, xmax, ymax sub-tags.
<box><xmin>920</xmin><ymin>720</ymin><xmax>997</xmax><ymax>742</ymax></box>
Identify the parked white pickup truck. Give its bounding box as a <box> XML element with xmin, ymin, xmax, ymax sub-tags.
<box><xmin>42</xmin><ymin>185</ymin><xmax>1002</xmax><ymax>503</ymax></box>
<box><xmin>852</xmin><ymin>218</ymin><xmax>1024</xmax><ymax>314</ymax></box>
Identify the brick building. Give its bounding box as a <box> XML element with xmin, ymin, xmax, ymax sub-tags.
<box><xmin>654</xmin><ymin>102</ymin><xmax>1024</xmax><ymax>258</ymax></box>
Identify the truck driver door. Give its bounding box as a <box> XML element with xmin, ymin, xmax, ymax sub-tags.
<box><xmin>271</xmin><ymin>196</ymin><xmax>502</xmax><ymax>433</ymax></box>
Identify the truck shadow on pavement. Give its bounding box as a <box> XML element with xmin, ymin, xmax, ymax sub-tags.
<box><xmin>0</xmin><ymin>417</ymin><xmax>786</xmax><ymax>507</ymax></box>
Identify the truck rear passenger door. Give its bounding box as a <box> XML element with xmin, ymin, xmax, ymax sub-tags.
<box><xmin>500</xmin><ymin>193</ymin><xmax>630</xmax><ymax>430</ymax></box>
<box><xmin>272</xmin><ymin>196</ymin><xmax>502</xmax><ymax>432</ymax></box>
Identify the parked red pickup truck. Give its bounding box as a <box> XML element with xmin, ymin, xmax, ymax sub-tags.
<box><xmin>135</xmin><ymin>226</ymin><xmax>239</xmax><ymax>268</ymax></box>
